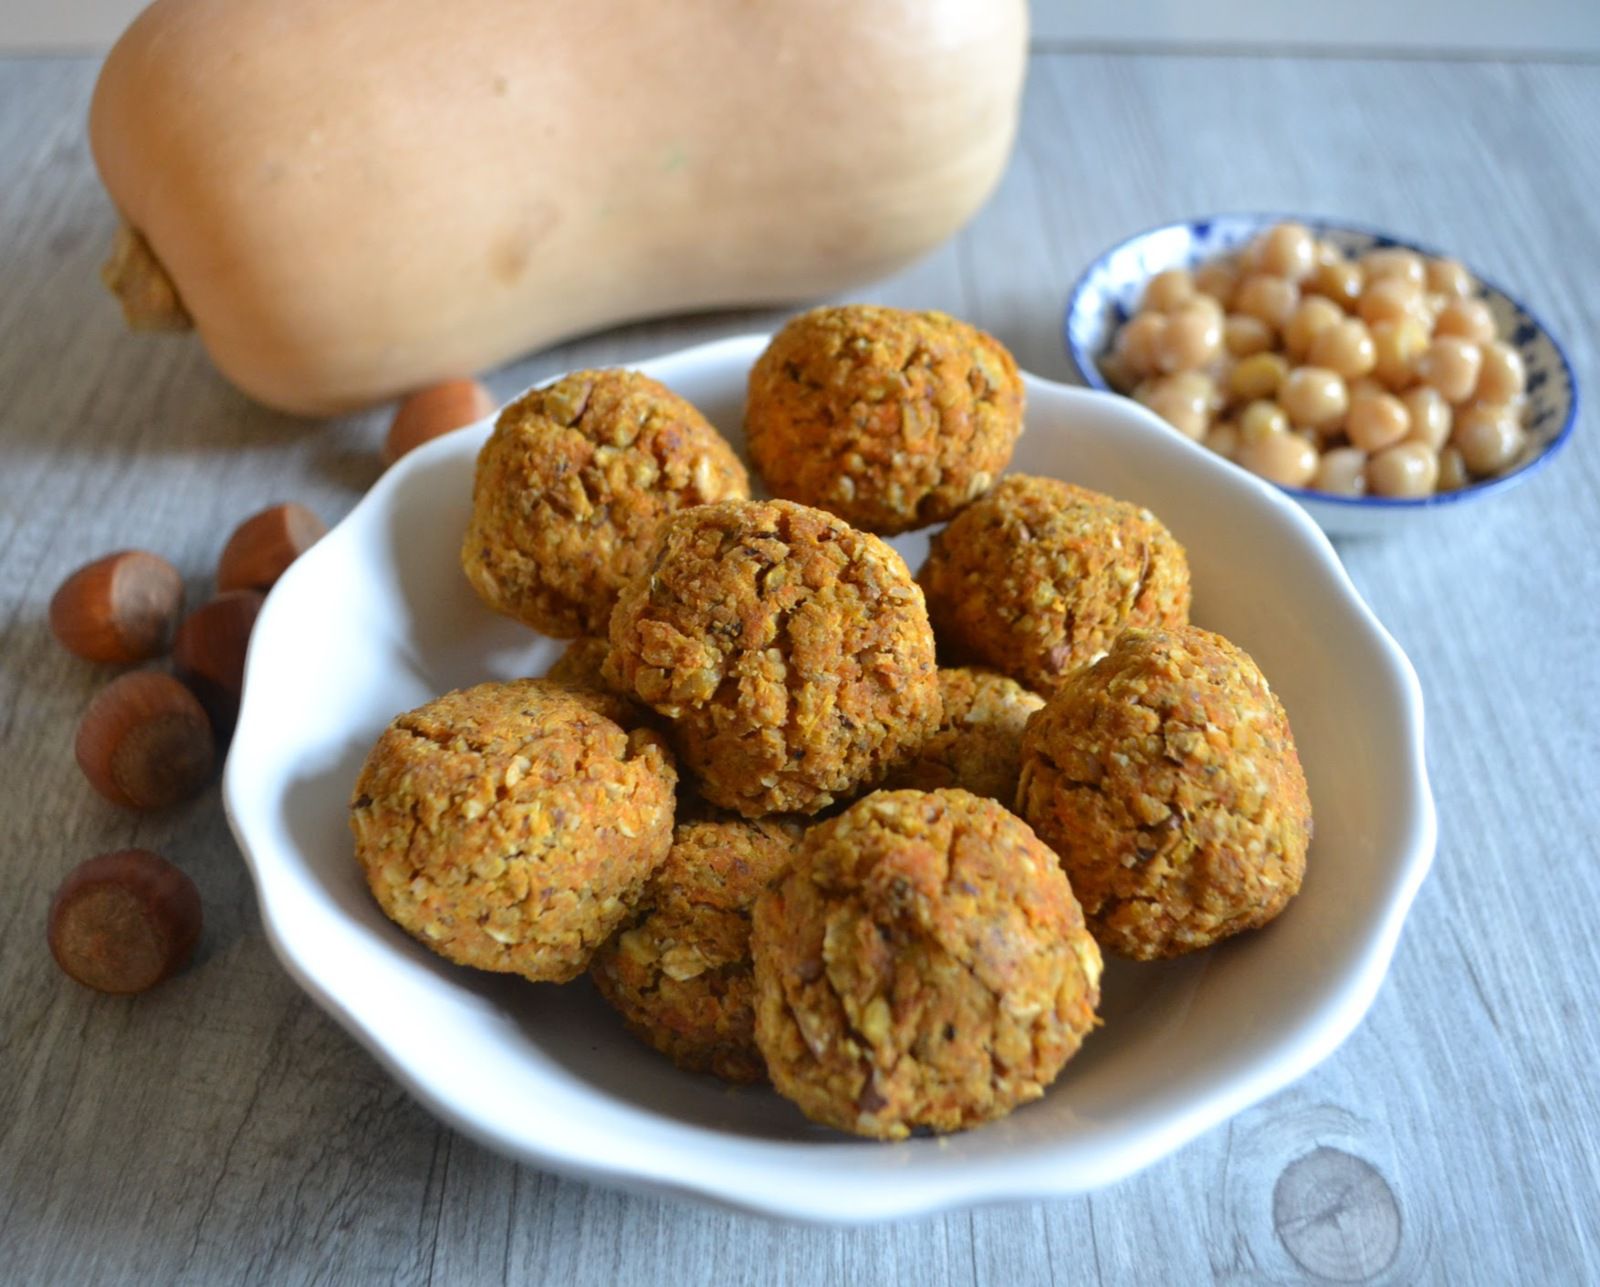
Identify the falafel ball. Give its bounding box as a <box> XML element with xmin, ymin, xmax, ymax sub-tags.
<box><xmin>882</xmin><ymin>667</ymin><xmax>1044</xmax><ymax>803</ymax></box>
<box><xmin>1016</xmin><ymin>626</ymin><xmax>1312</xmax><ymax>960</ymax></box>
<box><xmin>745</xmin><ymin>306</ymin><xmax>1024</xmax><ymax>534</ymax></box>
<box><xmin>751</xmin><ymin>788</ymin><xmax>1102</xmax><ymax>1140</ymax></box>
<box><xmin>590</xmin><ymin>812</ymin><xmax>803</xmax><ymax>1083</ymax></box>
<box><xmin>919</xmin><ymin>475</ymin><xmax>1191</xmax><ymax>695</ymax></box>
<box><xmin>605</xmin><ymin>498</ymin><xmax>940</xmax><ymax>817</ymax></box>
<box><xmin>545</xmin><ymin>637</ymin><xmax>616</xmax><ymax>693</ymax></box>
<box><xmin>462</xmin><ymin>369</ymin><xmax>749</xmax><ymax>638</ymax></box>
<box><xmin>350</xmin><ymin>679</ymin><xmax>677</xmax><ymax>983</ymax></box>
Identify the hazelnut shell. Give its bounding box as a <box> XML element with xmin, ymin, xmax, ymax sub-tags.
<box><xmin>48</xmin><ymin>849</ymin><xmax>202</xmax><ymax>994</ymax></box>
<box><xmin>74</xmin><ymin>671</ymin><xmax>215</xmax><ymax>809</ymax></box>
<box><xmin>49</xmin><ymin>550</ymin><xmax>183</xmax><ymax>664</ymax></box>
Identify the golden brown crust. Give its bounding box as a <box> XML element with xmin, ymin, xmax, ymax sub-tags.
<box><xmin>744</xmin><ymin>306</ymin><xmax>1023</xmax><ymax>534</ymax></box>
<box><xmin>461</xmin><ymin>369</ymin><xmax>749</xmax><ymax>638</ymax></box>
<box><xmin>918</xmin><ymin>475</ymin><xmax>1191</xmax><ymax>695</ymax></box>
<box><xmin>1016</xmin><ymin>626</ymin><xmax>1312</xmax><ymax>960</ymax></box>
<box><xmin>751</xmin><ymin>788</ymin><xmax>1102</xmax><ymax>1139</ymax></box>
<box><xmin>349</xmin><ymin>679</ymin><xmax>677</xmax><ymax>982</ymax></box>
<box><xmin>882</xmin><ymin>667</ymin><xmax>1044</xmax><ymax>803</ymax></box>
<box><xmin>589</xmin><ymin>812</ymin><xmax>802</xmax><ymax>1082</ymax></box>
<box><xmin>604</xmin><ymin>498</ymin><xmax>940</xmax><ymax>817</ymax></box>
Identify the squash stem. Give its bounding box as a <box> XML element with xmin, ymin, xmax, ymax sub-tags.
<box><xmin>101</xmin><ymin>222</ymin><xmax>192</xmax><ymax>331</ymax></box>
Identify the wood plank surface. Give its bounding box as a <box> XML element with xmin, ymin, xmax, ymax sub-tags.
<box><xmin>2</xmin><ymin>50</ymin><xmax>1598</xmax><ymax>1286</ymax></box>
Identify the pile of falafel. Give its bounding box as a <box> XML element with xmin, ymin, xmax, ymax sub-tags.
<box><xmin>350</xmin><ymin>305</ymin><xmax>1313</xmax><ymax>1142</ymax></box>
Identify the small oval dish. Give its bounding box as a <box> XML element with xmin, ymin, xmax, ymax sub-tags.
<box><xmin>223</xmin><ymin>335</ymin><xmax>1436</xmax><ymax>1221</ymax></box>
<box><xmin>1064</xmin><ymin>213</ymin><xmax>1577</xmax><ymax>537</ymax></box>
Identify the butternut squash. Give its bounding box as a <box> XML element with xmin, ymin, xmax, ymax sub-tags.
<box><xmin>90</xmin><ymin>0</ymin><xmax>1028</xmax><ymax>415</ymax></box>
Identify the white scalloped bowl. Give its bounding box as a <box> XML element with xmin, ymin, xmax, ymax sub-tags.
<box><xmin>223</xmin><ymin>334</ymin><xmax>1435</xmax><ymax>1222</ymax></box>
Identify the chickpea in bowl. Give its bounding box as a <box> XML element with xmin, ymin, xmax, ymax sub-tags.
<box><xmin>1065</xmin><ymin>215</ymin><xmax>1577</xmax><ymax>536</ymax></box>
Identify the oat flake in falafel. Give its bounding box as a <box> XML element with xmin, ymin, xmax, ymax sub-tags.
<box><xmin>1016</xmin><ymin>625</ymin><xmax>1312</xmax><ymax>960</ymax></box>
<box><xmin>590</xmin><ymin>811</ymin><xmax>802</xmax><ymax>1083</ymax></box>
<box><xmin>751</xmin><ymin>788</ymin><xmax>1102</xmax><ymax>1140</ymax></box>
<box><xmin>745</xmin><ymin>306</ymin><xmax>1024</xmax><ymax>535</ymax></box>
<box><xmin>462</xmin><ymin>369</ymin><xmax>748</xmax><ymax>639</ymax></box>
<box><xmin>882</xmin><ymin>667</ymin><xmax>1044</xmax><ymax>804</ymax></box>
<box><xmin>605</xmin><ymin>498</ymin><xmax>940</xmax><ymax>818</ymax></box>
<box><xmin>350</xmin><ymin>679</ymin><xmax>677</xmax><ymax>983</ymax></box>
<box><xmin>919</xmin><ymin>474</ymin><xmax>1191</xmax><ymax>695</ymax></box>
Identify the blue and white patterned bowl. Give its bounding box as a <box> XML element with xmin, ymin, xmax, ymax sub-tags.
<box><xmin>1064</xmin><ymin>214</ymin><xmax>1578</xmax><ymax>538</ymax></box>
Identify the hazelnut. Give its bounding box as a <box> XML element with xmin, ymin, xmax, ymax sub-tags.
<box><xmin>49</xmin><ymin>550</ymin><xmax>183</xmax><ymax>664</ymax></box>
<box><xmin>172</xmin><ymin>589</ymin><xmax>264</xmax><ymax>735</ymax></box>
<box><xmin>48</xmin><ymin>849</ymin><xmax>202</xmax><ymax>994</ymax></box>
<box><xmin>75</xmin><ymin>671</ymin><xmax>214</xmax><ymax>809</ymax></box>
<box><xmin>216</xmin><ymin>503</ymin><xmax>326</xmax><ymax>593</ymax></box>
<box><xmin>384</xmin><ymin>378</ymin><xmax>496</xmax><ymax>465</ymax></box>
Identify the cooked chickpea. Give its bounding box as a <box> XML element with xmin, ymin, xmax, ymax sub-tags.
<box><xmin>1186</xmin><ymin>293</ymin><xmax>1225</xmax><ymax>325</ymax></box>
<box><xmin>1204</xmin><ymin>421</ymin><xmax>1241</xmax><ymax>459</ymax></box>
<box><xmin>1278</xmin><ymin>366</ymin><xmax>1349</xmax><ymax>431</ymax></box>
<box><xmin>1401</xmin><ymin>386</ymin><xmax>1453</xmax><ymax>452</ymax></box>
<box><xmin>1307</xmin><ymin>318</ymin><xmax>1377</xmax><ymax>380</ymax></box>
<box><xmin>1437</xmin><ymin>445</ymin><xmax>1470</xmax><ymax>492</ymax></box>
<box><xmin>1137</xmin><ymin>372</ymin><xmax>1218</xmax><ymax>441</ymax></box>
<box><xmin>1313</xmin><ymin>447</ymin><xmax>1369</xmax><ymax>497</ymax></box>
<box><xmin>1283</xmin><ymin>296</ymin><xmax>1345</xmax><ymax>361</ymax></box>
<box><xmin>1358</xmin><ymin>276</ymin><xmax>1427</xmax><ymax>328</ymax></box>
<box><xmin>1453</xmin><ymin>404</ymin><xmax>1526</xmax><ymax>476</ymax></box>
<box><xmin>1143</xmin><ymin>268</ymin><xmax>1196</xmax><ymax>313</ymax></box>
<box><xmin>1475</xmin><ymin>341</ymin><xmax>1526</xmax><ymax>405</ymax></box>
<box><xmin>1234</xmin><ymin>273</ymin><xmax>1300</xmax><ymax>333</ymax></box>
<box><xmin>1229</xmin><ymin>351</ymin><xmax>1290</xmax><ymax>403</ymax></box>
<box><xmin>1235</xmin><ymin>429</ymin><xmax>1319</xmax><ymax>487</ymax></box>
<box><xmin>1224</xmin><ymin>313</ymin><xmax>1274</xmax><ymax>358</ymax></box>
<box><xmin>1113</xmin><ymin>310</ymin><xmax>1169</xmax><ymax>378</ymax></box>
<box><xmin>1371</xmin><ymin>317</ymin><xmax>1430</xmax><ymax>390</ymax></box>
<box><xmin>1360</xmin><ymin>248</ymin><xmax>1426</xmax><ymax>287</ymax></box>
<box><xmin>1419</xmin><ymin>336</ymin><xmax>1483</xmax><ymax>403</ymax></box>
<box><xmin>1237</xmin><ymin>399</ymin><xmax>1290</xmax><ymax>443</ymax></box>
<box><xmin>1435</xmin><ymin>296</ymin><xmax>1496</xmax><ymax>345</ymax></box>
<box><xmin>1194</xmin><ymin>260</ymin><xmax>1240</xmax><ymax>305</ymax></box>
<box><xmin>1345</xmin><ymin>391</ymin><xmax>1411</xmax><ymax>453</ymax></box>
<box><xmin>1257</xmin><ymin>222</ymin><xmax>1317</xmax><ymax>283</ymax></box>
<box><xmin>1426</xmin><ymin>257</ymin><xmax>1474</xmax><ymax>297</ymax></box>
<box><xmin>1307</xmin><ymin>257</ymin><xmax>1363</xmax><ymax>311</ymax></box>
<box><xmin>1153</xmin><ymin>301</ymin><xmax>1223</xmax><ymax>373</ymax></box>
<box><xmin>1106</xmin><ymin>235</ymin><xmax>1528</xmax><ymax>503</ymax></box>
<box><xmin>1366</xmin><ymin>441</ymin><xmax>1440</xmax><ymax>498</ymax></box>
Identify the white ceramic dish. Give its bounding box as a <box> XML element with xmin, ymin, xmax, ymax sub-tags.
<box><xmin>1064</xmin><ymin>213</ymin><xmax>1579</xmax><ymax>538</ymax></box>
<box><xmin>223</xmin><ymin>334</ymin><xmax>1436</xmax><ymax>1222</ymax></box>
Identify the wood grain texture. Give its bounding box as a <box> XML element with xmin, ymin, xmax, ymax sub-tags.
<box><xmin>2</xmin><ymin>50</ymin><xmax>1598</xmax><ymax>1286</ymax></box>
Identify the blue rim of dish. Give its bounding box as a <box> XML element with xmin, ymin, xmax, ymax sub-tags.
<box><xmin>1063</xmin><ymin>212</ymin><xmax>1581</xmax><ymax>511</ymax></box>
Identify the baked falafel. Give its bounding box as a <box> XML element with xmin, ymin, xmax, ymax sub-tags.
<box><xmin>1016</xmin><ymin>625</ymin><xmax>1311</xmax><ymax>960</ymax></box>
<box><xmin>462</xmin><ymin>369</ymin><xmax>749</xmax><ymax>638</ymax></box>
<box><xmin>589</xmin><ymin>811</ymin><xmax>802</xmax><ymax>1083</ymax></box>
<box><xmin>745</xmin><ymin>306</ymin><xmax>1024</xmax><ymax>534</ymax></box>
<box><xmin>882</xmin><ymin>667</ymin><xmax>1044</xmax><ymax>803</ymax></box>
<box><xmin>751</xmin><ymin>788</ymin><xmax>1102</xmax><ymax>1140</ymax></box>
<box><xmin>918</xmin><ymin>474</ymin><xmax>1191</xmax><ymax>695</ymax></box>
<box><xmin>604</xmin><ymin>498</ymin><xmax>940</xmax><ymax>817</ymax></box>
<box><xmin>545</xmin><ymin>636</ymin><xmax>616</xmax><ymax>693</ymax></box>
<box><xmin>350</xmin><ymin>679</ymin><xmax>677</xmax><ymax>982</ymax></box>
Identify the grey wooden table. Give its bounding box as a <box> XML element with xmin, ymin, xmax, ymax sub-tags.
<box><xmin>4</xmin><ymin>48</ymin><xmax>1599</xmax><ymax>1286</ymax></box>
